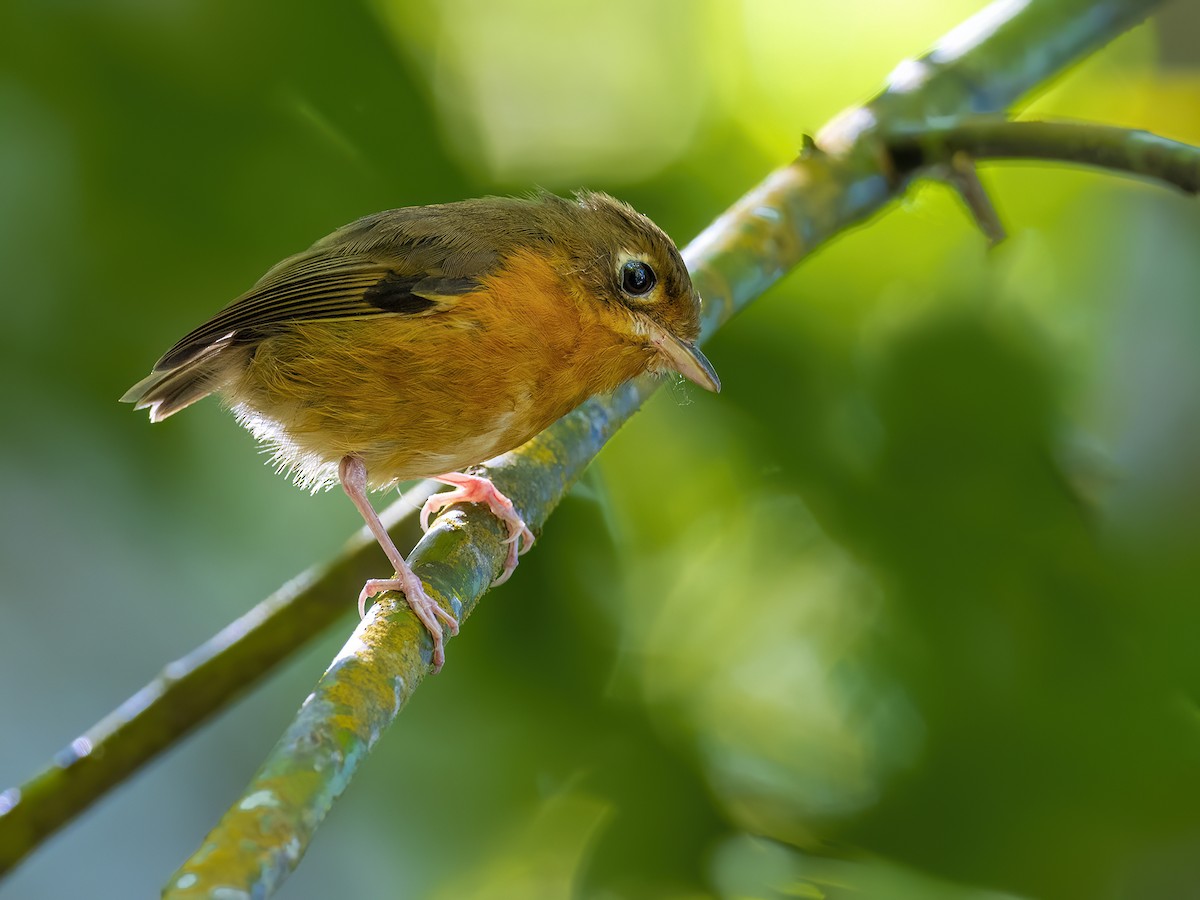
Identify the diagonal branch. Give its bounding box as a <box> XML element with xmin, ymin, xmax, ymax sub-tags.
<box><xmin>157</xmin><ymin>0</ymin><xmax>1168</xmax><ymax>895</ymax></box>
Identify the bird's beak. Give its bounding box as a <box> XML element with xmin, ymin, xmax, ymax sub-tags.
<box><xmin>646</xmin><ymin>322</ymin><xmax>721</xmax><ymax>393</ymax></box>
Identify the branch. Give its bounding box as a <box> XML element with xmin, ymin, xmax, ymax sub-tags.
<box><xmin>884</xmin><ymin>118</ymin><xmax>1200</xmax><ymax>195</ymax></box>
<box><xmin>157</xmin><ymin>0</ymin><xmax>1168</xmax><ymax>896</ymax></box>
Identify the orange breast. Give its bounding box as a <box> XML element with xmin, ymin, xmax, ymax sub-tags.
<box><xmin>227</xmin><ymin>246</ymin><xmax>653</xmax><ymax>489</ymax></box>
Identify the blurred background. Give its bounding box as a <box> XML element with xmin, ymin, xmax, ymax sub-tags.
<box><xmin>2</xmin><ymin>1</ymin><xmax>1200</xmax><ymax>897</ymax></box>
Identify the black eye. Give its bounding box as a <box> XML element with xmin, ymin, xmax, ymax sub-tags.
<box><xmin>620</xmin><ymin>260</ymin><xmax>656</xmax><ymax>297</ymax></box>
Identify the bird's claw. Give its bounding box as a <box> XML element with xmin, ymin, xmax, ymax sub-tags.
<box><xmin>503</xmin><ymin>523</ymin><xmax>536</xmax><ymax>553</ymax></box>
<box><xmin>420</xmin><ymin>473</ymin><xmax>536</xmax><ymax>586</ymax></box>
<box><xmin>358</xmin><ymin>573</ymin><xmax>459</xmax><ymax>672</ymax></box>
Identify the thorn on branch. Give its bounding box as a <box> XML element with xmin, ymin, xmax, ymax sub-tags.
<box><xmin>945</xmin><ymin>152</ymin><xmax>1007</xmax><ymax>246</ymax></box>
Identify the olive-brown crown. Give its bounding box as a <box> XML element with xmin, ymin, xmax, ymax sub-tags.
<box><xmin>536</xmin><ymin>190</ymin><xmax>702</xmax><ymax>346</ymax></box>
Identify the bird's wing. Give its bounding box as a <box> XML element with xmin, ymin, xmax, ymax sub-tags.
<box><xmin>153</xmin><ymin>249</ymin><xmax>483</xmax><ymax>372</ymax></box>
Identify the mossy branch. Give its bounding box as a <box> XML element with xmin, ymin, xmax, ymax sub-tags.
<box><xmin>0</xmin><ymin>0</ymin><xmax>1169</xmax><ymax>891</ymax></box>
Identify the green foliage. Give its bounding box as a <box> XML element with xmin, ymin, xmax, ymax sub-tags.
<box><xmin>2</xmin><ymin>1</ymin><xmax>1199</xmax><ymax>898</ymax></box>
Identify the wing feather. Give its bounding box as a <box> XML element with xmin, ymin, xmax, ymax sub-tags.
<box><xmin>154</xmin><ymin>255</ymin><xmax>480</xmax><ymax>371</ymax></box>
<box><xmin>131</xmin><ymin>200</ymin><xmax>537</xmax><ymax>401</ymax></box>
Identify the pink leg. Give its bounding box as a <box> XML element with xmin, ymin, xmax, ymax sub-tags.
<box><xmin>420</xmin><ymin>472</ymin><xmax>535</xmax><ymax>586</ymax></box>
<box><xmin>339</xmin><ymin>456</ymin><xmax>458</xmax><ymax>672</ymax></box>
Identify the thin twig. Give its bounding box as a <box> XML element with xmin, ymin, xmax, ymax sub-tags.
<box><xmin>884</xmin><ymin>118</ymin><xmax>1200</xmax><ymax>195</ymax></box>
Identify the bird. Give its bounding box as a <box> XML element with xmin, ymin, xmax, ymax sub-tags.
<box><xmin>123</xmin><ymin>190</ymin><xmax>720</xmax><ymax>671</ymax></box>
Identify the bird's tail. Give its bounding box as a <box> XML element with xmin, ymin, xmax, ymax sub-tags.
<box><xmin>120</xmin><ymin>340</ymin><xmax>243</xmax><ymax>422</ymax></box>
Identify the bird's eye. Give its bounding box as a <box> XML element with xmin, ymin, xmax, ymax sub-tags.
<box><xmin>620</xmin><ymin>259</ymin><xmax>657</xmax><ymax>297</ymax></box>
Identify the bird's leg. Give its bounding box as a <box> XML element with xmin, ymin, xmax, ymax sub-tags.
<box><xmin>338</xmin><ymin>455</ymin><xmax>458</xmax><ymax>672</ymax></box>
<box><xmin>420</xmin><ymin>472</ymin><xmax>535</xmax><ymax>586</ymax></box>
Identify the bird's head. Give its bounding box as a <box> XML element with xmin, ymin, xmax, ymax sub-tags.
<box><xmin>549</xmin><ymin>191</ymin><xmax>720</xmax><ymax>393</ymax></box>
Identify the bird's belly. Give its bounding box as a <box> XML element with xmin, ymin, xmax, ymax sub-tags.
<box><xmin>228</xmin><ymin>314</ymin><xmax>590</xmax><ymax>489</ymax></box>
<box><xmin>362</xmin><ymin>407</ymin><xmax>528</xmax><ymax>481</ymax></box>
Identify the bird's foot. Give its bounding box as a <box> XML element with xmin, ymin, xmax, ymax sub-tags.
<box><xmin>359</xmin><ymin>567</ymin><xmax>459</xmax><ymax>672</ymax></box>
<box><xmin>421</xmin><ymin>472</ymin><xmax>535</xmax><ymax>585</ymax></box>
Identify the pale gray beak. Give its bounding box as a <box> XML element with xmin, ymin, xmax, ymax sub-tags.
<box><xmin>645</xmin><ymin>322</ymin><xmax>721</xmax><ymax>393</ymax></box>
